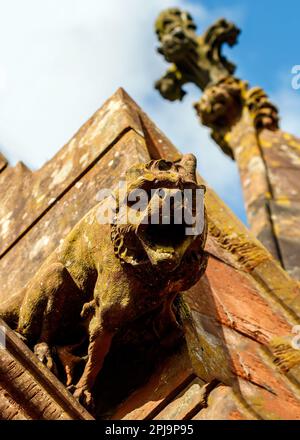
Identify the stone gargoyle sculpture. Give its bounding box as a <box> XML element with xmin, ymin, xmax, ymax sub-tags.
<box><xmin>0</xmin><ymin>154</ymin><xmax>208</xmax><ymax>410</ymax></box>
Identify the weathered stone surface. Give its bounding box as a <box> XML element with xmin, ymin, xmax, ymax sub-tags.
<box><xmin>269</xmin><ymin>168</ymin><xmax>300</xmax><ymax>201</ymax></box>
<box><xmin>153</xmin><ymin>378</ymin><xmax>208</xmax><ymax>420</ymax></box>
<box><xmin>0</xmin><ymin>319</ymin><xmax>93</xmax><ymax>420</ymax></box>
<box><xmin>192</xmin><ymin>385</ymin><xmax>249</xmax><ymax>420</ymax></box>
<box><xmin>270</xmin><ymin>201</ymin><xmax>300</xmax><ymax>280</ymax></box>
<box><xmin>258</xmin><ymin>130</ymin><xmax>300</xmax><ymax>279</ymax></box>
<box><xmin>0</xmin><ymin>88</ymin><xmax>143</xmax><ymax>258</ymax></box>
<box><xmin>224</xmin><ymin>115</ymin><xmax>280</xmax><ymax>261</ymax></box>
<box><xmin>194</xmin><ymin>377</ymin><xmax>300</xmax><ymax>420</ymax></box>
<box><xmin>187</xmin><ymin>257</ymin><xmax>291</xmax><ymax>344</ymax></box>
<box><xmin>236</xmin><ymin>376</ymin><xmax>300</xmax><ymax>420</ymax></box>
<box><xmin>214</xmin><ymin>100</ymin><xmax>300</xmax><ymax>282</ymax></box>
<box><xmin>260</xmin><ymin>130</ymin><xmax>300</xmax><ymax>169</ymax></box>
<box><xmin>183</xmin><ymin>311</ymin><xmax>300</xmax><ymax>419</ymax></box>
<box><xmin>0</xmin><ymin>387</ymin><xmax>30</xmax><ymax>420</ymax></box>
<box><xmin>195</xmin><ymin>83</ymin><xmax>284</xmax><ymax>264</ymax></box>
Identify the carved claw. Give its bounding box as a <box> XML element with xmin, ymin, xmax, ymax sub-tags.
<box><xmin>73</xmin><ymin>386</ymin><xmax>94</xmax><ymax>411</ymax></box>
<box><xmin>34</xmin><ymin>342</ymin><xmax>58</xmax><ymax>376</ymax></box>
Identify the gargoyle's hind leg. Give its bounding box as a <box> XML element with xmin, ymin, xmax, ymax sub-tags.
<box><xmin>73</xmin><ymin>322</ymin><xmax>114</xmax><ymax>410</ymax></box>
<box><xmin>18</xmin><ymin>263</ymin><xmax>79</xmax><ymax>368</ymax></box>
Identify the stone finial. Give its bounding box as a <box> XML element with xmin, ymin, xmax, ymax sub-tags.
<box><xmin>155</xmin><ymin>7</ymin><xmax>240</xmax><ymax>98</ymax></box>
<box><xmin>154</xmin><ymin>7</ymin><xmax>280</xmax><ymax>160</ymax></box>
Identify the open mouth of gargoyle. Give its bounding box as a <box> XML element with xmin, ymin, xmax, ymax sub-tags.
<box><xmin>143</xmin><ymin>223</ymin><xmax>187</xmax><ymax>250</ymax></box>
<box><xmin>136</xmin><ymin>220</ymin><xmax>190</xmax><ymax>271</ymax></box>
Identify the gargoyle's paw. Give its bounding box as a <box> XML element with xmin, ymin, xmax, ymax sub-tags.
<box><xmin>73</xmin><ymin>386</ymin><xmax>94</xmax><ymax>411</ymax></box>
<box><xmin>33</xmin><ymin>342</ymin><xmax>57</xmax><ymax>374</ymax></box>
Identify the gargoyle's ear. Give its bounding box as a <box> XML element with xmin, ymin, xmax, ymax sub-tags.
<box><xmin>179</xmin><ymin>154</ymin><xmax>197</xmax><ymax>183</ymax></box>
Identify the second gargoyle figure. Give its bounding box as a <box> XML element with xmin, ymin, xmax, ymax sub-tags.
<box><xmin>0</xmin><ymin>153</ymin><xmax>208</xmax><ymax>410</ymax></box>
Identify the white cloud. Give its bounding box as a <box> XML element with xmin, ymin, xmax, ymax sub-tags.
<box><xmin>0</xmin><ymin>0</ymin><xmax>246</xmax><ymax>220</ymax></box>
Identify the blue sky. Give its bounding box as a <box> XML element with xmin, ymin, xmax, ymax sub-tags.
<box><xmin>195</xmin><ymin>0</ymin><xmax>299</xmax><ymax>93</ymax></box>
<box><xmin>0</xmin><ymin>0</ymin><xmax>299</xmax><ymax>224</ymax></box>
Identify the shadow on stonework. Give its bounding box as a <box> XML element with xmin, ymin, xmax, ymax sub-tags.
<box><xmin>89</xmin><ymin>306</ymin><xmax>183</xmax><ymax>419</ymax></box>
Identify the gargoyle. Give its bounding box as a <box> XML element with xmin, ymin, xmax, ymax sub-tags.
<box><xmin>0</xmin><ymin>154</ymin><xmax>208</xmax><ymax>410</ymax></box>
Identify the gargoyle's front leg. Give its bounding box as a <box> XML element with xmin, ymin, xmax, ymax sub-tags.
<box><xmin>73</xmin><ymin>323</ymin><xmax>114</xmax><ymax>409</ymax></box>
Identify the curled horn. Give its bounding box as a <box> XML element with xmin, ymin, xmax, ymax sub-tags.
<box><xmin>180</xmin><ymin>154</ymin><xmax>197</xmax><ymax>183</ymax></box>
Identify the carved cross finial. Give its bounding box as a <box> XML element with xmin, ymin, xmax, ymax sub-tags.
<box><xmin>153</xmin><ymin>9</ymin><xmax>300</xmax><ymax>283</ymax></box>
<box><xmin>154</xmin><ymin>7</ymin><xmax>240</xmax><ymax>100</ymax></box>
